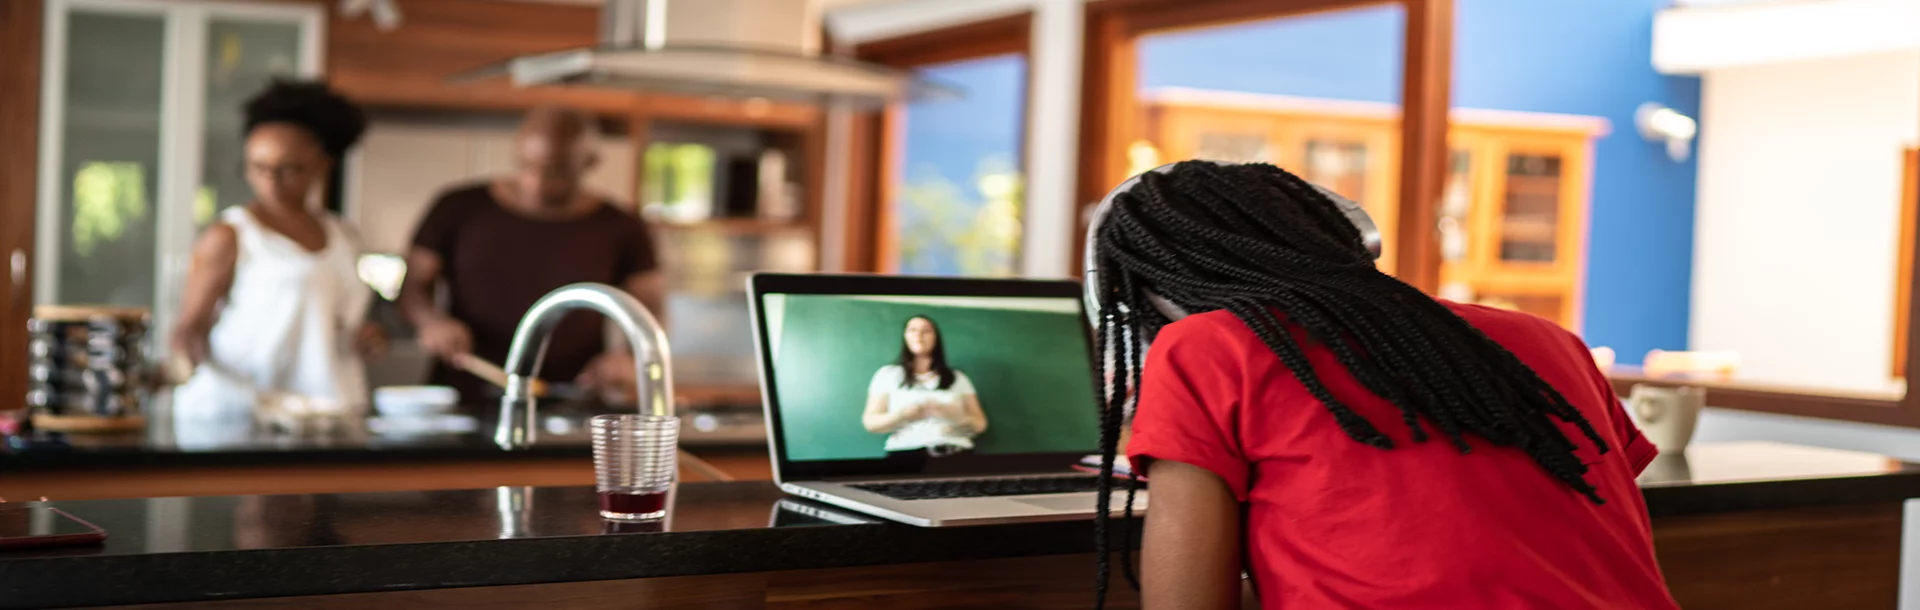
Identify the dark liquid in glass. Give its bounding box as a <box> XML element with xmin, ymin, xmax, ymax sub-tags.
<box><xmin>599</xmin><ymin>489</ymin><xmax>668</xmax><ymax>520</ymax></box>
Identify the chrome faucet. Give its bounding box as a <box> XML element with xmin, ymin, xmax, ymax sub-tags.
<box><xmin>496</xmin><ymin>283</ymin><xmax>673</xmax><ymax>450</ymax></box>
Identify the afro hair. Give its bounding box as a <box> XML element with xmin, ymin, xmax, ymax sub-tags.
<box><xmin>242</xmin><ymin>79</ymin><xmax>367</xmax><ymax>159</ymax></box>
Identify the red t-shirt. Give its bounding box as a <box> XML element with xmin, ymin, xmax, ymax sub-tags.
<box><xmin>1127</xmin><ymin>302</ymin><xmax>1677</xmax><ymax>609</ymax></box>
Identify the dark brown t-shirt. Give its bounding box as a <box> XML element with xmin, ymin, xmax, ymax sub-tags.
<box><xmin>412</xmin><ymin>183</ymin><xmax>657</xmax><ymax>402</ymax></box>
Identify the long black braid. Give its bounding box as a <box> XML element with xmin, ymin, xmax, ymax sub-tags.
<box><xmin>1090</xmin><ymin>161</ymin><xmax>1611</xmax><ymax>607</ymax></box>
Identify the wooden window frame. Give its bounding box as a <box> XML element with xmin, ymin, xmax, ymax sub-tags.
<box><xmin>841</xmin><ymin>13</ymin><xmax>1035</xmax><ymax>274</ymax></box>
<box><xmin>1074</xmin><ymin>0</ymin><xmax>1454</xmax><ymax>294</ymax></box>
<box><xmin>1896</xmin><ymin>148</ymin><xmax>1918</xmax><ymax>381</ymax></box>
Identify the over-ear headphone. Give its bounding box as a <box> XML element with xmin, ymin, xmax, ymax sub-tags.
<box><xmin>1082</xmin><ymin>160</ymin><xmax>1384</xmax><ymax>325</ymax></box>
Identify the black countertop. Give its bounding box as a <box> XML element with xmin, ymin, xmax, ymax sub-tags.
<box><xmin>4</xmin><ymin>442</ymin><xmax>1918</xmax><ymax>608</ymax></box>
<box><xmin>1634</xmin><ymin>441</ymin><xmax>1920</xmax><ymax>516</ymax></box>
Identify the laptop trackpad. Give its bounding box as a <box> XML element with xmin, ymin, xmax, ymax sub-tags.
<box><xmin>1013</xmin><ymin>495</ymin><xmax>1098</xmax><ymax>511</ymax></box>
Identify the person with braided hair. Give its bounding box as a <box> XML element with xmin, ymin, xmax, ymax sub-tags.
<box><xmin>1086</xmin><ymin>161</ymin><xmax>1677</xmax><ymax>609</ymax></box>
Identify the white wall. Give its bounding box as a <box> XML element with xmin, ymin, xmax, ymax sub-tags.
<box><xmin>1654</xmin><ymin>0</ymin><xmax>1920</xmax><ymax>75</ymax></box>
<box><xmin>1690</xmin><ymin>49</ymin><xmax>1920</xmax><ymax>392</ymax></box>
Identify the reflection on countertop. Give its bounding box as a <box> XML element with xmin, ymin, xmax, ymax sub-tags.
<box><xmin>2</xmin><ymin>392</ymin><xmax>767</xmax><ymax>472</ymax></box>
<box><xmin>1638</xmin><ymin>441</ymin><xmax>1912</xmax><ymax>488</ymax></box>
<box><xmin>1636</xmin><ymin>442</ymin><xmax>1920</xmax><ymax>517</ymax></box>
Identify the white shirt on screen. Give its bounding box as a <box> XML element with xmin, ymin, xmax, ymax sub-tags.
<box><xmin>868</xmin><ymin>364</ymin><xmax>978</xmax><ymax>452</ymax></box>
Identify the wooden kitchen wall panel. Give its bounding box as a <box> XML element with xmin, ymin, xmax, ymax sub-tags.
<box><xmin>1651</xmin><ymin>503</ymin><xmax>1902</xmax><ymax>610</ymax></box>
<box><xmin>328</xmin><ymin>0</ymin><xmax>599</xmax><ymax>82</ymax></box>
<box><xmin>327</xmin><ymin>0</ymin><xmax>622</xmax><ymax>113</ymax></box>
<box><xmin>327</xmin><ymin>0</ymin><xmax>820</xmax><ymax>128</ymax></box>
<box><xmin>0</xmin><ymin>0</ymin><xmax>42</xmax><ymax>414</ymax></box>
<box><xmin>764</xmin><ymin>554</ymin><xmax>1138</xmax><ymax>609</ymax></box>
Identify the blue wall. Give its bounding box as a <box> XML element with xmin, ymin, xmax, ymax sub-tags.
<box><xmin>1140</xmin><ymin>1</ymin><xmax>1700</xmax><ymax>362</ymax></box>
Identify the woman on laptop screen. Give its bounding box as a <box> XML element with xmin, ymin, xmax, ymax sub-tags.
<box><xmin>1086</xmin><ymin>161</ymin><xmax>1676</xmax><ymax>609</ymax></box>
<box><xmin>862</xmin><ymin>315</ymin><xmax>989</xmax><ymax>463</ymax></box>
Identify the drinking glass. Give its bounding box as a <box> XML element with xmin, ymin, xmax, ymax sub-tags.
<box><xmin>591</xmin><ymin>414</ymin><xmax>679</xmax><ymax>521</ymax></box>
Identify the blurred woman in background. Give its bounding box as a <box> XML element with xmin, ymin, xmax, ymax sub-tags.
<box><xmin>171</xmin><ymin>80</ymin><xmax>383</xmax><ymax>420</ymax></box>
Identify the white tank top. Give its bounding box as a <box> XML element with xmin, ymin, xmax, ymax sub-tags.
<box><xmin>172</xmin><ymin>207</ymin><xmax>372</xmax><ymax>422</ymax></box>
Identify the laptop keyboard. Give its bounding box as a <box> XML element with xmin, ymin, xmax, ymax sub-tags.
<box><xmin>851</xmin><ymin>474</ymin><xmax>1137</xmax><ymax>501</ymax></box>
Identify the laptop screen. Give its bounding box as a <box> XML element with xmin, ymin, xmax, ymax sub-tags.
<box><xmin>751</xmin><ymin>275</ymin><xmax>1103</xmax><ymax>480</ymax></box>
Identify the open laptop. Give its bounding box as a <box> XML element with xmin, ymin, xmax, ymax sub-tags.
<box><xmin>748</xmin><ymin>273</ymin><xmax>1146</xmax><ymax>527</ymax></box>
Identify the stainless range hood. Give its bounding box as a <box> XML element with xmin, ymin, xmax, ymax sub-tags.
<box><xmin>453</xmin><ymin>0</ymin><xmax>960</xmax><ymax>108</ymax></box>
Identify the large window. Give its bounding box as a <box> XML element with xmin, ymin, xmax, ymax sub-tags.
<box><xmin>890</xmin><ymin>55</ymin><xmax>1029</xmax><ymax>277</ymax></box>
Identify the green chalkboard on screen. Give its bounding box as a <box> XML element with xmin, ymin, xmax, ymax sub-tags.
<box><xmin>769</xmin><ymin>295</ymin><xmax>1102</xmax><ymax>462</ymax></box>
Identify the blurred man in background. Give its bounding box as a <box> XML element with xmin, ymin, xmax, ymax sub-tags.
<box><xmin>400</xmin><ymin>106</ymin><xmax>662</xmax><ymax>404</ymax></box>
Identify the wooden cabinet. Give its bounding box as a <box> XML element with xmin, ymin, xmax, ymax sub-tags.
<box><xmin>1143</xmin><ymin>94</ymin><xmax>1399</xmax><ymax>274</ymax></box>
<box><xmin>1140</xmin><ymin>89</ymin><xmax>1604</xmax><ymax>329</ymax></box>
<box><xmin>1443</xmin><ymin>128</ymin><xmax>1593</xmax><ymax>327</ymax></box>
<box><xmin>1149</xmin><ymin>104</ymin><xmax>1280</xmax><ymax>164</ymax></box>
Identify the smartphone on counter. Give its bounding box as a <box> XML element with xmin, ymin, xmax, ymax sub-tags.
<box><xmin>0</xmin><ymin>505</ymin><xmax>107</xmax><ymax>550</ymax></box>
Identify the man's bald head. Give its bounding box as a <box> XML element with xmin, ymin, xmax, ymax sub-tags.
<box><xmin>519</xmin><ymin>105</ymin><xmax>601</xmax><ymax>144</ymax></box>
<box><xmin>510</xmin><ymin>105</ymin><xmax>601</xmax><ymax>211</ymax></box>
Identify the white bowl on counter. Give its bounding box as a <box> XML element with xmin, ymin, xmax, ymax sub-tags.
<box><xmin>368</xmin><ymin>413</ymin><xmax>477</xmax><ymax>438</ymax></box>
<box><xmin>373</xmin><ymin>385</ymin><xmax>459</xmax><ymax>418</ymax></box>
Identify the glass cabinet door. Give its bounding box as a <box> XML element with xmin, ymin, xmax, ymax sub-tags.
<box><xmin>1301</xmin><ymin>139</ymin><xmax>1369</xmax><ymax>202</ymax></box>
<box><xmin>1493</xmin><ymin>151</ymin><xmax>1566</xmax><ymax>267</ymax></box>
<box><xmin>39</xmin><ymin>8</ymin><xmax>168</xmax><ymax>311</ymax></box>
<box><xmin>1290</xmin><ymin>123</ymin><xmax>1396</xmax><ymax>274</ymax></box>
<box><xmin>36</xmin><ymin>0</ymin><xmax>323</xmax><ymax>353</ymax></box>
<box><xmin>1455</xmin><ymin>132</ymin><xmax>1590</xmax><ymax>328</ymax></box>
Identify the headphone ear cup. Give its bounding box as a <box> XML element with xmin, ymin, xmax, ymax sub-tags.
<box><xmin>1145</xmin><ymin>291</ymin><xmax>1187</xmax><ymax>322</ymax></box>
<box><xmin>1306</xmin><ymin>183</ymin><xmax>1384</xmax><ymax>260</ymax></box>
<box><xmin>1082</xmin><ymin>268</ymin><xmax>1101</xmax><ymax>327</ymax></box>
